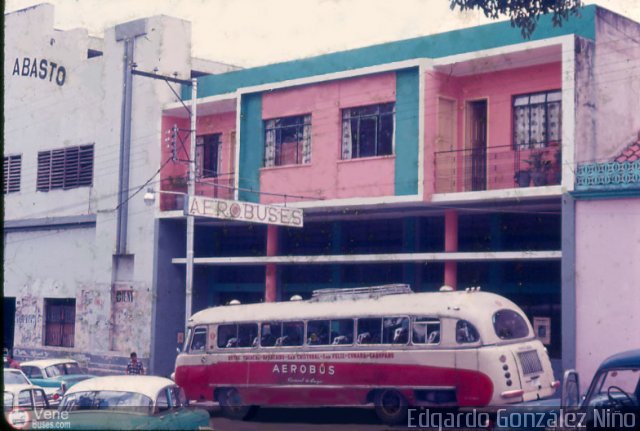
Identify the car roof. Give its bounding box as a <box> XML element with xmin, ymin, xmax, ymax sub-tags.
<box><xmin>190</xmin><ymin>290</ymin><xmax>521</xmax><ymax>324</ymax></box>
<box><xmin>598</xmin><ymin>349</ymin><xmax>640</xmax><ymax>371</ymax></box>
<box><xmin>4</xmin><ymin>384</ymin><xmax>43</xmax><ymax>394</ymax></box>
<box><xmin>64</xmin><ymin>376</ymin><xmax>175</xmax><ymax>400</ymax></box>
<box><xmin>21</xmin><ymin>359</ymin><xmax>78</xmax><ymax>368</ymax></box>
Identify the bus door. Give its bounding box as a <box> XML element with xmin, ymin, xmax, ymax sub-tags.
<box><xmin>453</xmin><ymin>319</ymin><xmax>485</xmax><ymax>406</ymax></box>
<box><xmin>183</xmin><ymin>325</ymin><xmax>212</xmax><ymax>400</ymax></box>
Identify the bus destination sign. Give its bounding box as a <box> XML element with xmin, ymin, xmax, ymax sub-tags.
<box><xmin>185</xmin><ymin>196</ymin><xmax>303</xmax><ymax>228</ymax></box>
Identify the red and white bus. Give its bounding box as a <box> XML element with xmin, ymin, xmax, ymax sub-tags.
<box><xmin>174</xmin><ymin>285</ymin><xmax>558</xmax><ymax>424</ymax></box>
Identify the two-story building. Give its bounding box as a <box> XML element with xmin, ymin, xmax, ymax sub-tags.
<box><xmin>155</xmin><ymin>5</ymin><xmax>639</xmax><ymax>379</ymax></box>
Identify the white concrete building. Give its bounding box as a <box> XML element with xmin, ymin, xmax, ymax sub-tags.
<box><xmin>3</xmin><ymin>3</ymin><xmax>237</xmax><ymax>374</ymax></box>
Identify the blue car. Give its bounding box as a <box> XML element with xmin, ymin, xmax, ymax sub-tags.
<box><xmin>496</xmin><ymin>349</ymin><xmax>640</xmax><ymax>430</ymax></box>
<box><xmin>20</xmin><ymin>359</ymin><xmax>95</xmax><ymax>406</ymax></box>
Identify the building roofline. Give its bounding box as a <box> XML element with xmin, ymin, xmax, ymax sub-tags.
<box><xmin>186</xmin><ymin>4</ymin><xmax>599</xmax><ymax>100</ymax></box>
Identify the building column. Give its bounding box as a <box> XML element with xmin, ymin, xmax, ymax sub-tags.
<box><xmin>444</xmin><ymin>210</ymin><xmax>458</xmax><ymax>289</ymax></box>
<box><xmin>331</xmin><ymin>222</ymin><xmax>342</xmax><ymax>287</ymax></box>
<box><xmin>265</xmin><ymin>225</ymin><xmax>279</xmax><ymax>302</ymax></box>
<box><xmin>403</xmin><ymin>218</ymin><xmax>418</xmax><ymax>289</ymax></box>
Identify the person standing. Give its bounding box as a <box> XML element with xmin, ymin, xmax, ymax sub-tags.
<box><xmin>126</xmin><ymin>352</ymin><xmax>144</xmax><ymax>375</ymax></box>
<box><xmin>6</xmin><ymin>352</ymin><xmax>20</xmax><ymax>369</ymax></box>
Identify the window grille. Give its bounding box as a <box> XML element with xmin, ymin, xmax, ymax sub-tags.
<box><xmin>513</xmin><ymin>90</ymin><xmax>561</xmax><ymax>149</ymax></box>
<box><xmin>196</xmin><ymin>134</ymin><xmax>221</xmax><ymax>178</ymax></box>
<box><xmin>264</xmin><ymin>115</ymin><xmax>311</xmax><ymax>167</ymax></box>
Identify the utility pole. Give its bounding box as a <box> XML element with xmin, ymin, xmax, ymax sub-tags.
<box><xmin>185</xmin><ymin>78</ymin><xmax>197</xmax><ymax>327</ymax></box>
<box><xmin>129</xmin><ymin>69</ymin><xmax>198</xmax><ymax>333</ymax></box>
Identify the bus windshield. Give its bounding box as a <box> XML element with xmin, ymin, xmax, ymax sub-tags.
<box><xmin>492</xmin><ymin>309</ymin><xmax>530</xmax><ymax>340</ymax></box>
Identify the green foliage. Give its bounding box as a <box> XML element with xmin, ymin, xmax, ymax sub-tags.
<box><xmin>449</xmin><ymin>0</ymin><xmax>583</xmax><ymax>38</ymax></box>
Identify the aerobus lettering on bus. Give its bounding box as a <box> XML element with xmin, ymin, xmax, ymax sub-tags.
<box><xmin>174</xmin><ymin>284</ymin><xmax>558</xmax><ymax>425</ymax></box>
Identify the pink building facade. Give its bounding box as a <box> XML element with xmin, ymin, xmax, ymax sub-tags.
<box><xmin>153</xmin><ymin>6</ymin><xmax>640</xmax><ymax>380</ymax></box>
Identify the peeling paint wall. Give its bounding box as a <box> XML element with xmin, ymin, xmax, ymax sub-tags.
<box><xmin>14</xmin><ymin>295</ymin><xmax>43</xmax><ymax>347</ymax></box>
<box><xmin>75</xmin><ymin>285</ymin><xmax>111</xmax><ymax>352</ymax></box>
<box><xmin>112</xmin><ymin>282</ymin><xmax>152</xmax><ymax>357</ymax></box>
<box><xmin>591</xmin><ymin>9</ymin><xmax>640</xmax><ymax>161</ymax></box>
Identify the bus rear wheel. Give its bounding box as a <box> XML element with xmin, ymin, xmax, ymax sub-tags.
<box><xmin>218</xmin><ymin>388</ymin><xmax>258</xmax><ymax>420</ymax></box>
<box><xmin>374</xmin><ymin>389</ymin><xmax>408</xmax><ymax>425</ymax></box>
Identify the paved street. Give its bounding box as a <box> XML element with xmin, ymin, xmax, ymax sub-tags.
<box><xmin>208</xmin><ymin>406</ymin><xmax>407</xmax><ymax>431</ymax></box>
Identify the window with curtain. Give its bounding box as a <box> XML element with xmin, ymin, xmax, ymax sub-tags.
<box><xmin>264</xmin><ymin>115</ymin><xmax>311</xmax><ymax>167</ymax></box>
<box><xmin>196</xmin><ymin>133</ymin><xmax>221</xmax><ymax>178</ymax></box>
<box><xmin>513</xmin><ymin>90</ymin><xmax>561</xmax><ymax>149</ymax></box>
<box><xmin>342</xmin><ymin>102</ymin><xmax>395</xmax><ymax>159</ymax></box>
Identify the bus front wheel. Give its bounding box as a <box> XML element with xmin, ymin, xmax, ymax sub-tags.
<box><xmin>374</xmin><ymin>389</ymin><xmax>408</xmax><ymax>425</ymax></box>
<box><xmin>218</xmin><ymin>388</ymin><xmax>258</xmax><ymax>421</ymax></box>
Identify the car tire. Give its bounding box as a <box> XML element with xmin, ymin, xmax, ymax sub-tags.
<box><xmin>218</xmin><ymin>388</ymin><xmax>257</xmax><ymax>421</ymax></box>
<box><xmin>374</xmin><ymin>388</ymin><xmax>408</xmax><ymax>425</ymax></box>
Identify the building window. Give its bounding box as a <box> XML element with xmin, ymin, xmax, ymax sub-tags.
<box><xmin>3</xmin><ymin>155</ymin><xmax>22</xmax><ymax>194</ymax></box>
<box><xmin>264</xmin><ymin>115</ymin><xmax>311</xmax><ymax>167</ymax></box>
<box><xmin>37</xmin><ymin>145</ymin><xmax>94</xmax><ymax>191</ymax></box>
<box><xmin>44</xmin><ymin>298</ymin><xmax>76</xmax><ymax>348</ymax></box>
<box><xmin>196</xmin><ymin>134</ymin><xmax>221</xmax><ymax>178</ymax></box>
<box><xmin>342</xmin><ymin>102</ymin><xmax>395</xmax><ymax>159</ymax></box>
<box><xmin>513</xmin><ymin>90</ymin><xmax>561</xmax><ymax>149</ymax></box>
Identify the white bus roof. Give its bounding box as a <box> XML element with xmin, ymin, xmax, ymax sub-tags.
<box><xmin>189</xmin><ymin>290</ymin><xmax>522</xmax><ymax>327</ymax></box>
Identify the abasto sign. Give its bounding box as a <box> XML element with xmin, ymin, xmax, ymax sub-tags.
<box><xmin>186</xmin><ymin>196</ymin><xmax>303</xmax><ymax>228</ymax></box>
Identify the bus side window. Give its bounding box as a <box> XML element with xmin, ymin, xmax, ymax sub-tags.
<box><xmin>190</xmin><ymin>326</ymin><xmax>207</xmax><ymax>352</ymax></box>
<box><xmin>261</xmin><ymin>322</ymin><xmax>282</xmax><ymax>347</ymax></box>
<box><xmin>280</xmin><ymin>321</ymin><xmax>304</xmax><ymax>346</ymax></box>
<box><xmin>357</xmin><ymin>318</ymin><xmax>382</xmax><ymax>344</ymax></box>
<box><xmin>307</xmin><ymin>320</ymin><xmax>330</xmax><ymax>345</ymax></box>
<box><xmin>217</xmin><ymin>324</ymin><xmax>237</xmax><ymax>349</ymax></box>
<box><xmin>382</xmin><ymin>317</ymin><xmax>409</xmax><ymax>344</ymax></box>
<box><xmin>331</xmin><ymin>319</ymin><xmax>354</xmax><ymax>345</ymax></box>
<box><xmin>238</xmin><ymin>323</ymin><xmax>258</xmax><ymax>347</ymax></box>
<box><xmin>456</xmin><ymin>320</ymin><xmax>480</xmax><ymax>343</ymax></box>
<box><xmin>412</xmin><ymin>317</ymin><xmax>441</xmax><ymax>345</ymax></box>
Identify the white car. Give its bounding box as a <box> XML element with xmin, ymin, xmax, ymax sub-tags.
<box><xmin>3</xmin><ymin>368</ymin><xmax>32</xmax><ymax>386</ymax></box>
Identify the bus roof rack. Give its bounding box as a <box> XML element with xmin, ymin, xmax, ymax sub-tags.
<box><xmin>310</xmin><ymin>284</ymin><xmax>413</xmax><ymax>302</ymax></box>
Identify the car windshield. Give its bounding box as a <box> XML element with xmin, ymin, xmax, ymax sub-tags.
<box><xmin>63</xmin><ymin>363</ymin><xmax>83</xmax><ymax>374</ymax></box>
<box><xmin>44</xmin><ymin>363</ymin><xmax>81</xmax><ymax>377</ymax></box>
<box><xmin>4</xmin><ymin>370</ymin><xmax>30</xmax><ymax>385</ymax></box>
<box><xmin>61</xmin><ymin>391</ymin><xmax>153</xmax><ymax>414</ymax></box>
<box><xmin>588</xmin><ymin>368</ymin><xmax>640</xmax><ymax>406</ymax></box>
<box><xmin>492</xmin><ymin>309</ymin><xmax>530</xmax><ymax>340</ymax></box>
<box><xmin>4</xmin><ymin>392</ymin><xmax>14</xmax><ymax>411</ymax></box>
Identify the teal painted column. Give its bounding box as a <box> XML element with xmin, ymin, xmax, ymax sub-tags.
<box><xmin>394</xmin><ymin>68</ymin><xmax>419</xmax><ymax>196</ymax></box>
<box><xmin>238</xmin><ymin>93</ymin><xmax>263</xmax><ymax>202</ymax></box>
<box><xmin>331</xmin><ymin>222</ymin><xmax>342</xmax><ymax>287</ymax></box>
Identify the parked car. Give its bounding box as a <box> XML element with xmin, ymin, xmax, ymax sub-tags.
<box><xmin>21</xmin><ymin>359</ymin><xmax>94</xmax><ymax>405</ymax></box>
<box><xmin>497</xmin><ymin>349</ymin><xmax>640</xmax><ymax>430</ymax></box>
<box><xmin>58</xmin><ymin>375</ymin><xmax>213</xmax><ymax>430</ymax></box>
<box><xmin>4</xmin><ymin>368</ymin><xmax>32</xmax><ymax>386</ymax></box>
<box><xmin>4</xmin><ymin>384</ymin><xmax>51</xmax><ymax>428</ymax></box>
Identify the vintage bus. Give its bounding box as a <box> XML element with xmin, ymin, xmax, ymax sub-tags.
<box><xmin>174</xmin><ymin>285</ymin><xmax>559</xmax><ymax>424</ymax></box>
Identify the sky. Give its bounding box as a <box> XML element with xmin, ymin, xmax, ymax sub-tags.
<box><xmin>5</xmin><ymin>0</ymin><xmax>640</xmax><ymax>67</ymax></box>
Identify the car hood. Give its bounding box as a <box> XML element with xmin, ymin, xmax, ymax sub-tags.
<box><xmin>47</xmin><ymin>375</ymin><xmax>95</xmax><ymax>385</ymax></box>
<box><xmin>63</xmin><ymin>408</ymin><xmax>210</xmax><ymax>430</ymax></box>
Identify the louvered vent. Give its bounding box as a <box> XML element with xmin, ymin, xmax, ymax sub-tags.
<box><xmin>3</xmin><ymin>155</ymin><xmax>22</xmax><ymax>194</ymax></box>
<box><xmin>37</xmin><ymin>145</ymin><xmax>94</xmax><ymax>191</ymax></box>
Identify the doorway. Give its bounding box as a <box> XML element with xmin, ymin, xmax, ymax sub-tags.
<box><xmin>466</xmin><ymin>100</ymin><xmax>487</xmax><ymax>191</ymax></box>
<box><xmin>3</xmin><ymin>297</ymin><xmax>16</xmax><ymax>351</ymax></box>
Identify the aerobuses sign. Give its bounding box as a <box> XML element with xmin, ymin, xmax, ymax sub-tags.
<box><xmin>186</xmin><ymin>196</ymin><xmax>303</xmax><ymax>228</ymax></box>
